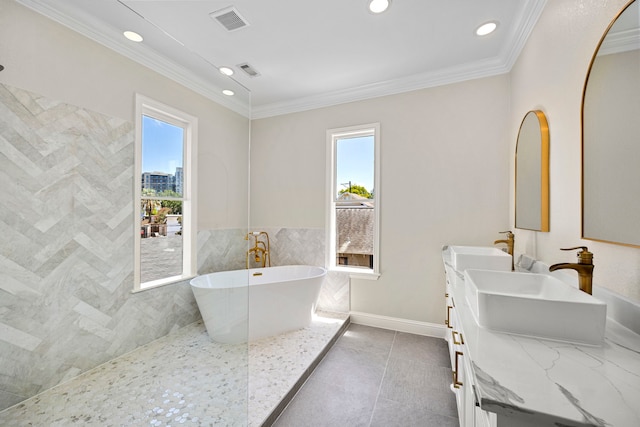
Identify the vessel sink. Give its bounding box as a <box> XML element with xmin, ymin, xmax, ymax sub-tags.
<box><xmin>464</xmin><ymin>269</ymin><xmax>606</xmax><ymax>346</ymax></box>
<box><xmin>449</xmin><ymin>245</ymin><xmax>512</xmax><ymax>272</ymax></box>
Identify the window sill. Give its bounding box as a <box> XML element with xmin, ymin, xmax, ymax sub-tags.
<box><xmin>132</xmin><ymin>274</ymin><xmax>196</xmax><ymax>293</ymax></box>
<box><xmin>331</xmin><ymin>267</ymin><xmax>380</xmax><ymax>280</ymax></box>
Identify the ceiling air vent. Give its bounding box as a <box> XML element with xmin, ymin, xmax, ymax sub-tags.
<box><xmin>210</xmin><ymin>6</ymin><xmax>249</xmax><ymax>32</ymax></box>
<box><xmin>238</xmin><ymin>62</ymin><xmax>260</xmax><ymax>77</ymax></box>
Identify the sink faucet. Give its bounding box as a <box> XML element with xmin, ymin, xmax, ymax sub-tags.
<box><xmin>548</xmin><ymin>246</ymin><xmax>594</xmax><ymax>294</ymax></box>
<box><xmin>494</xmin><ymin>230</ymin><xmax>515</xmax><ymax>270</ymax></box>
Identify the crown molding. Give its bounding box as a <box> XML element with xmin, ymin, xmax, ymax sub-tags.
<box><xmin>251</xmin><ymin>57</ymin><xmax>510</xmax><ymax>119</ymax></box>
<box><xmin>599</xmin><ymin>28</ymin><xmax>640</xmax><ymax>55</ymax></box>
<box><xmin>501</xmin><ymin>0</ymin><xmax>548</xmax><ymax>70</ymax></box>
<box><xmin>17</xmin><ymin>0</ymin><xmax>548</xmax><ymax>121</ymax></box>
<box><xmin>252</xmin><ymin>0</ymin><xmax>548</xmax><ymax>119</ymax></box>
<box><xmin>15</xmin><ymin>0</ymin><xmax>251</xmax><ymax>118</ymax></box>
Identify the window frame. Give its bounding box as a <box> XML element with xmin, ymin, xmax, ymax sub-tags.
<box><xmin>133</xmin><ymin>94</ymin><xmax>198</xmax><ymax>291</ymax></box>
<box><xmin>326</xmin><ymin>123</ymin><xmax>381</xmax><ymax>279</ymax></box>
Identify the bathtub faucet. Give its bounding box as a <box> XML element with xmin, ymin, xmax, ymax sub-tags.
<box><xmin>245</xmin><ymin>231</ymin><xmax>271</xmax><ymax>269</ymax></box>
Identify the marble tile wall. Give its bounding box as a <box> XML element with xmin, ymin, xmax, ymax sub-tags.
<box><xmin>0</xmin><ymin>83</ymin><xmax>206</xmax><ymax>411</ymax></box>
<box><xmin>197</xmin><ymin>228</ymin><xmax>247</xmax><ymax>274</ymax></box>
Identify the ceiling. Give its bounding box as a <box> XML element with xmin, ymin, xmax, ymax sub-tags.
<box><xmin>16</xmin><ymin>0</ymin><xmax>547</xmax><ymax>118</ymax></box>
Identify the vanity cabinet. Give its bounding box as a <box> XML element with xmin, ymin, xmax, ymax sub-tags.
<box><xmin>445</xmin><ymin>269</ymin><xmax>495</xmax><ymax>427</ymax></box>
<box><xmin>442</xmin><ymin>247</ymin><xmax>640</xmax><ymax>427</ymax></box>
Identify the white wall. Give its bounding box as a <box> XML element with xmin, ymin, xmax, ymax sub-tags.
<box><xmin>0</xmin><ymin>0</ymin><xmax>249</xmax><ymax>230</ymax></box>
<box><xmin>251</xmin><ymin>75</ymin><xmax>511</xmax><ymax>324</ymax></box>
<box><xmin>510</xmin><ymin>0</ymin><xmax>640</xmax><ymax>303</ymax></box>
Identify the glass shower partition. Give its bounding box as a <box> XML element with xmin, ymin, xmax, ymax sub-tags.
<box><xmin>0</xmin><ymin>1</ymin><xmax>251</xmax><ymax>426</ymax></box>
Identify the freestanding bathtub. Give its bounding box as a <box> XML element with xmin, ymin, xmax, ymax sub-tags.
<box><xmin>190</xmin><ymin>265</ymin><xmax>326</xmax><ymax>344</ymax></box>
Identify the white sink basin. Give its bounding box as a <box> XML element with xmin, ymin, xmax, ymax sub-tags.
<box><xmin>464</xmin><ymin>269</ymin><xmax>607</xmax><ymax>346</ymax></box>
<box><xmin>449</xmin><ymin>245</ymin><xmax>512</xmax><ymax>272</ymax></box>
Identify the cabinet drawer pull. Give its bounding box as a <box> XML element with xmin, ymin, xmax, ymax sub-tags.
<box><xmin>446</xmin><ymin>305</ymin><xmax>453</xmax><ymax>328</ymax></box>
<box><xmin>453</xmin><ymin>350</ymin><xmax>464</xmax><ymax>389</ymax></box>
<box><xmin>452</xmin><ymin>330</ymin><xmax>464</xmax><ymax>345</ymax></box>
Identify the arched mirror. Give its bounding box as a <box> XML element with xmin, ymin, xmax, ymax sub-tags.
<box><xmin>582</xmin><ymin>0</ymin><xmax>640</xmax><ymax>246</ymax></box>
<box><xmin>515</xmin><ymin>110</ymin><xmax>550</xmax><ymax>231</ymax></box>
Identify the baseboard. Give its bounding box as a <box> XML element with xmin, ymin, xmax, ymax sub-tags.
<box><xmin>349</xmin><ymin>311</ymin><xmax>446</xmax><ymax>338</ymax></box>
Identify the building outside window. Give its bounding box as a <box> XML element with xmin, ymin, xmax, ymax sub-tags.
<box><xmin>174</xmin><ymin>167</ymin><xmax>184</xmax><ymax>195</ymax></box>
<box><xmin>142</xmin><ymin>171</ymin><xmax>175</xmax><ymax>193</ymax></box>
<box><xmin>134</xmin><ymin>95</ymin><xmax>197</xmax><ymax>290</ymax></box>
<box><xmin>326</xmin><ymin>123</ymin><xmax>380</xmax><ymax>277</ymax></box>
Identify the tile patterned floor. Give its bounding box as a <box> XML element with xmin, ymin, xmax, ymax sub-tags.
<box><xmin>0</xmin><ymin>311</ymin><xmax>348</xmax><ymax>427</ymax></box>
<box><xmin>273</xmin><ymin>324</ymin><xmax>459</xmax><ymax>427</ymax></box>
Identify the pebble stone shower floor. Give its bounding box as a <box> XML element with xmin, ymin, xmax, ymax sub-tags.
<box><xmin>0</xmin><ymin>311</ymin><xmax>348</xmax><ymax>426</ymax></box>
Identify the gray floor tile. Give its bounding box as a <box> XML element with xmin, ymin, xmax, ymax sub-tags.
<box><xmin>273</xmin><ymin>375</ymin><xmax>377</xmax><ymax>427</ymax></box>
<box><xmin>273</xmin><ymin>326</ymin><xmax>459</xmax><ymax>426</ymax></box>
<box><xmin>370</xmin><ymin>397</ymin><xmax>459</xmax><ymax>427</ymax></box>
<box><xmin>379</xmin><ymin>356</ymin><xmax>458</xmax><ymax>418</ymax></box>
<box><xmin>390</xmin><ymin>332</ymin><xmax>450</xmax><ymax>368</ymax></box>
<box><xmin>335</xmin><ymin>324</ymin><xmax>395</xmax><ymax>356</ymax></box>
<box><xmin>312</xmin><ymin>344</ymin><xmax>388</xmax><ymax>391</ymax></box>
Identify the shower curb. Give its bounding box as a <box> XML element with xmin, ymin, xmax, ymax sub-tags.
<box><xmin>260</xmin><ymin>315</ymin><xmax>351</xmax><ymax>427</ymax></box>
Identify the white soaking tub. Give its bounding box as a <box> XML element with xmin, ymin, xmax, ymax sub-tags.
<box><xmin>190</xmin><ymin>265</ymin><xmax>326</xmax><ymax>344</ymax></box>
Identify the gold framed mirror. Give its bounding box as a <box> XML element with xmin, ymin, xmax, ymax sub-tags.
<box><xmin>582</xmin><ymin>0</ymin><xmax>640</xmax><ymax>247</ymax></box>
<box><xmin>515</xmin><ymin>110</ymin><xmax>550</xmax><ymax>232</ymax></box>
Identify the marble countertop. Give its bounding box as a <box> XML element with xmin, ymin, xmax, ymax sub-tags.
<box><xmin>442</xmin><ymin>248</ymin><xmax>640</xmax><ymax>427</ymax></box>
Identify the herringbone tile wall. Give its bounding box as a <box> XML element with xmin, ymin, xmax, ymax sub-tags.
<box><xmin>198</xmin><ymin>228</ymin><xmax>248</xmax><ymax>273</ymax></box>
<box><xmin>0</xmin><ymin>83</ymin><xmax>208</xmax><ymax>411</ymax></box>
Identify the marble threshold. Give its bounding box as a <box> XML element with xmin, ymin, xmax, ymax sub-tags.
<box><xmin>0</xmin><ymin>311</ymin><xmax>350</xmax><ymax>427</ymax></box>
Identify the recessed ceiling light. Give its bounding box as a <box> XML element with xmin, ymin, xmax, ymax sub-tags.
<box><xmin>222</xmin><ymin>89</ymin><xmax>235</xmax><ymax>96</ymax></box>
<box><xmin>219</xmin><ymin>67</ymin><xmax>234</xmax><ymax>76</ymax></box>
<box><xmin>369</xmin><ymin>0</ymin><xmax>390</xmax><ymax>14</ymax></box>
<box><xmin>123</xmin><ymin>30</ymin><xmax>143</xmax><ymax>42</ymax></box>
<box><xmin>476</xmin><ymin>22</ymin><xmax>498</xmax><ymax>36</ymax></box>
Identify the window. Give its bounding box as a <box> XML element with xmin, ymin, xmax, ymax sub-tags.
<box><xmin>326</xmin><ymin>124</ymin><xmax>380</xmax><ymax>278</ymax></box>
<box><xmin>134</xmin><ymin>95</ymin><xmax>197</xmax><ymax>290</ymax></box>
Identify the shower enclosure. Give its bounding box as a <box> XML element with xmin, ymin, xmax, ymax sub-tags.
<box><xmin>0</xmin><ymin>0</ymin><xmax>251</xmax><ymax>424</ymax></box>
